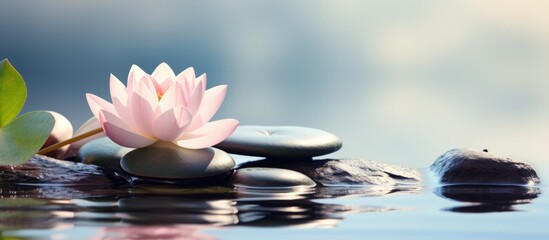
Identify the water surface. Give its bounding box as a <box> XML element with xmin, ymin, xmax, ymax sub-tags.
<box><xmin>1</xmin><ymin>167</ymin><xmax>547</xmax><ymax>240</ymax></box>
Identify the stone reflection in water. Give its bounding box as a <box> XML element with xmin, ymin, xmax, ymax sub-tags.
<box><xmin>0</xmin><ymin>196</ymin><xmax>75</xmax><ymax>231</ymax></box>
<box><xmin>0</xmin><ymin>184</ymin><xmax>122</xmax><ymax>231</ymax></box>
<box><xmin>117</xmin><ymin>197</ymin><xmax>239</xmax><ymax>225</ymax></box>
<box><xmin>435</xmin><ymin>185</ymin><xmax>540</xmax><ymax>213</ymax></box>
<box><xmin>0</xmin><ymin>181</ymin><xmax>419</xmax><ymax>236</ymax></box>
<box><xmin>92</xmin><ymin>224</ymin><xmax>218</xmax><ymax>240</ymax></box>
<box><xmin>314</xmin><ymin>185</ymin><xmax>421</xmax><ymax>199</ymax></box>
<box><xmin>233</xmin><ymin>186</ymin><xmax>414</xmax><ymax>228</ymax></box>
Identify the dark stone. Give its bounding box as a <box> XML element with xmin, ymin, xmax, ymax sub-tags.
<box><xmin>121</xmin><ymin>141</ymin><xmax>235</xmax><ymax>180</ymax></box>
<box><xmin>0</xmin><ymin>155</ymin><xmax>128</xmax><ymax>186</ymax></box>
<box><xmin>230</xmin><ymin>167</ymin><xmax>316</xmax><ymax>188</ymax></box>
<box><xmin>238</xmin><ymin>159</ymin><xmax>420</xmax><ymax>186</ymax></box>
<box><xmin>78</xmin><ymin>137</ymin><xmax>133</xmax><ymax>170</ymax></box>
<box><xmin>430</xmin><ymin>148</ymin><xmax>540</xmax><ymax>185</ymax></box>
<box><xmin>215</xmin><ymin>125</ymin><xmax>342</xmax><ymax>158</ymax></box>
<box><xmin>129</xmin><ymin>170</ymin><xmax>234</xmax><ymax>186</ymax></box>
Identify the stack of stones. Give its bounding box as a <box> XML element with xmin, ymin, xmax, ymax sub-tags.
<box><xmin>77</xmin><ymin>125</ymin><xmax>421</xmax><ymax>188</ymax></box>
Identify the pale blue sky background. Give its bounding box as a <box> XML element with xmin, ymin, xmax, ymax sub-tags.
<box><xmin>2</xmin><ymin>0</ymin><xmax>549</xmax><ymax>168</ymax></box>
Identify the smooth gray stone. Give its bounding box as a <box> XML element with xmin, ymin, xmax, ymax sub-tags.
<box><xmin>231</xmin><ymin>167</ymin><xmax>316</xmax><ymax>188</ymax></box>
<box><xmin>215</xmin><ymin>125</ymin><xmax>342</xmax><ymax>158</ymax></box>
<box><xmin>0</xmin><ymin>155</ymin><xmax>128</xmax><ymax>186</ymax></box>
<box><xmin>121</xmin><ymin>141</ymin><xmax>235</xmax><ymax>180</ymax></box>
<box><xmin>78</xmin><ymin>137</ymin><xmax>133</xmax><ymax>170</ymax></box>
<box><xmin>430</xmin><ymin>148</ymin><xmax>540</xmax><ymax>185</ymax></box>
<box><xmin>238</xmin><ymin>159</ymin><xmax>420</xmax><ymax>186</ymax></box>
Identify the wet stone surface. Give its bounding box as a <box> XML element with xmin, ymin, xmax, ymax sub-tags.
<box><xmin>215</xmin><ymin>125</ymin><xmax>343</xmax><ymax>158</ymax></box>
<box><xmin>121</xmin><ymin>141</ymin><xmax>235</xmax><ymax>180</ymax></box>
<box><xmin>78</xmin><ymin>137</ymin><xmax>133</xmax><ymax>170</ymax></box>
<box><xmin>0</xmin><ymin>155</ymin><xmax>128</xmax><ymax>186</ymax></box>
<box><xmin>430</xmin><ymin>148</ymin><xmax>540</xmax><ymax>185</ymax></box>
<box><xmin>238</xmin><ymin>158</ymin><xmax>421</xmax><ymax>186</ymax></box>
<box><xmin>231</xmin><ymin>167</ymin><xmax>316</xmax><ymax>188</ymax></box>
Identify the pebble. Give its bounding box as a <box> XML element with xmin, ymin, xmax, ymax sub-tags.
<box><xmin>430</xmin><ymin>148</ymin><xmax>540</xmax><ymax>185</ymax></box>
<box><xmin>215</xmin><ymin>125</ymin><xmax>342</xmax><ymax>158</ymax></box>
<box><xmin>41</xmin><ymin>111</ymin><xmax>73</xmax><ymax>159</ymax></box>
<box><xmin>230</xmin><ymin>167</ymin><xmax>316</xmax><ymax>189</ymax></box>
<box><xmin>78</xmin><ymin>137</ymin><xmax>133</xmax><ymax>170</ymax></box>
<box><xmin>63</xmin><ymin>117</ymin><xmax>106</xmax><ymax>159</ymax></box>
<box><xmin>121</xmin><ymin>141</ymin><xmax>235</xmax><ymax>180</ymax></box>
<box><xmin>238</xmin><ymin>158</ymin><xmax>420</xmax><ymax>186</ymax></box>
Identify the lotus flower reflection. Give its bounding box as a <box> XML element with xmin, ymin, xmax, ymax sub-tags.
<box><xmin>86</xmin><ymin>63</ymin><xmax>238</xmax><ymax>149</ymax></box>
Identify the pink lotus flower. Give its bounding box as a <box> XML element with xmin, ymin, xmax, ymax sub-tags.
<box><xmin>86</xmin><ymin>63</ymin><xmax>238</xmax><ymax>149</ymax></box>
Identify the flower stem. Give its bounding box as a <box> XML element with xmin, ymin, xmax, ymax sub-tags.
<box><xmin>38</xmin><ymin>127</ymin><xmax>104</xmax><ymax>155</ymax></box>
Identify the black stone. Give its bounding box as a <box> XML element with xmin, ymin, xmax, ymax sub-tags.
<box><xmin>230</xmin><ymin>167</ymin><xmax>316</xmax><ymax>188</ymax></box>
<box><xmin>215</xmin><ymin>125</ymin><xmax>342</xmax><ymax>158</ymax></box>
<box><xmin>78</xmin><ymin>137</ymin><xmax>133</xmax><ymax>170</ymax></box>
<box><xmin>121</xmin><ymin>141</ymin><xmax>235</xmax><ymax>180</ymax></box>
<box><xmin>238</xmin><ymin>158</ymin><xmax>420</xmax><ymax>186</ymax></box>
<box><xmin>430</xmin><ymin>148</ymin><xmax>540</xmax><ymax>185</ymax></box>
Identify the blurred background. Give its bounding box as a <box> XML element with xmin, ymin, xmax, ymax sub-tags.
<box><xmin>1</xmin><ymin>0</ymin><xmax>548</xmax><ymax>168</ymax></box>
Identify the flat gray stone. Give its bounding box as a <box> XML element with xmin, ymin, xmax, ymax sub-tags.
<box><xmin>78</xmin><ymin>137</ymin><xmax>133</xmax><ymax>170</ymax></box>
<box><xmin>0</xmin><ymin>155</ymin><xmax>128</xmax><ymax>186</ymax></box>
<box><xmin>121</xmin><ymin>141</ymin><xmax>235</xmax><ymax>180</ymax></box>
<box><xmin>231</xmin><ymin>167</ymin><xmax>316</xmax><ymax>188</ymax></box>
<box><xmin>238</xmin><ymin>159</ymin><xmax>420</xmax><ymax>186</ymax></box>
<box><xmin>430</xmin><ymin>148</ymin><xmax>540</xmax><ymax>185</ymax></box>
<box><xmin>215</xmin><ymin>125</ymin><xmax>342</xmax><ymax>158</ymax></box>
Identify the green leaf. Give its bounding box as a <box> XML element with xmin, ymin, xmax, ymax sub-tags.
<box><xmin>0</xmin><ymin>111</ymin><xmax>54</xmax><ymax>165</ymax></box>
<box><xmin>0</xmin><ymin>59</ymin><xmax>27</xmax><ymax>127</ymax></box>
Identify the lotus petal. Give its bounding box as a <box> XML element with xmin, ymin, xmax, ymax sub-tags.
<box><xmin>127</xmin><ymin>65</ymin><xmax>148</xmax><ymax>90</ymax></box>
<box><xmin>86</xmin><ymin>94</ymin><xmax>115</xmax><ymax>120</ymax></box>
<box><xmin>109</xmin><ymin>74</ymin><xmax>128</xmax><ymax>103</ymax></box>
<box><xmin>100</xmin><ymin>111</ymin><xmax>155</xmax><ymax>148</ymax></box>
<box><xmin>152</xmin><ymin>62</ymin><xmax>176</xmax><ymax>93</ymax></box>
<box><xmin>176</xmin><ymin>119</ymin><xmax>238</xmax><ymax>149</ymax></box>
<box><xmin>153</xmin><ymin>106</ymin><xmax>192</xmax><ymax>141</ymax></box>
<box><xmin>184</xmin><ymin>85</ymin><xmax>227</xmax><ymax>132</ymax></box>
<box><xmin>158</xmin><ymin>82</ymin><xmax>186</xmax><ymax>113</ymax></box>
<box><xmin>128</xmin><ymin>92</ymin><xmax>156</xmax><ymax>138</ymax></box>
<box><xmin>186</xmin><ymin>78</ymin><xmax>204</xmax><ymax>115</ymax></box>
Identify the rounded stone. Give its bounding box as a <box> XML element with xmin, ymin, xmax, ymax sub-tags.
<box><xmin>430</xmin><ymin>148</ymin><xmax>540</xmax><ymax>185</ymax></box>
<box><xmin>230</xmin><ymin>167</ymin><xmax>316</xmax><ymax>188</ymax></box>
<box><xmin>121</xmin><ymin>141</ymin><xmax>235</xmax><ymax>180</ymax></box>
<box><xmin>239</xmin><ymin>158</ymin><xmax>420</xmax><ymax>186</ymax></box>
<box><xmin>78</xmin><ymin>137</ymin><xmax>133</xmax><ymax>170</ymax></box>
<box><xmin>64</xmin><ymin>117</ymin><xmax>106</xmax><ymax>159</ymax></box>
<box><xmin>215</xmin><ymin>125</ymin><xmax>342</xmax><ymax>158</ymax></box>
<box><xmin>41</xmin><ymin>111</ymin><xmax>73</xmax><ymax>159</ymax></box>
